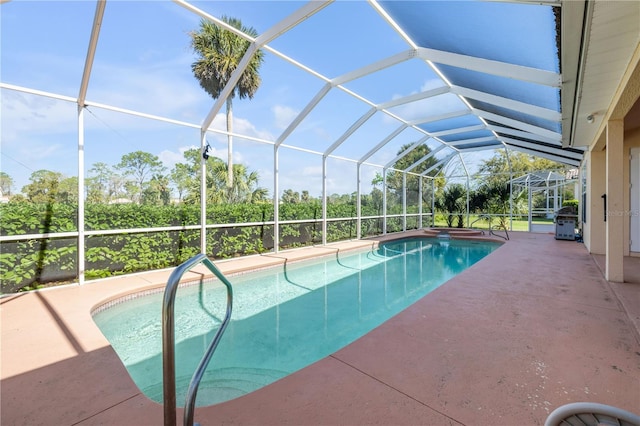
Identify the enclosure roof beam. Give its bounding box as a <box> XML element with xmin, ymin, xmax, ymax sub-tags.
<box><xmin>508</xmin><ymin>147</ymin><xmax>581</xmax><ymax>167</ymax></box>
<box><xmin>429</xmin><ymin>124</ymin><xmax>486</xmax><ymax>138</ymax></box>
<box><xmin>78</xmin><ymin>0</ymin><xmax>106</xmax><ymax>107</ymax></box>
<box><xmin>384</xmin><ymin>136</ymin><xmax>430</xmax><ymax>169</ymax></box>
<box><xmin>500</xmin><ymin>137</ymin><xmax>584</xmax><ymax>161</ymax></box>
<box><xmin>331</xmin><ymin>49</ymin><xmax>416</xmax><ymax>86</ymax></box>
<box><xmin>408</xmin><ymin>110</ymin><xmax>470</xmax><ymax>126</ymax></box>
<box><xmin>416</xmin><ymin>47</ymin><xmax>562</xmax><ymax>87</ymax></box>
<box><xmin>447</xmin><ymin>136</ymin><xmax>497</xmax><ymax>146</ymax></box>
<box><xmin>420</xmin><ymin>152</ymin><xmax>456</xmax><ymax>176</ymax></box>
<box><xmin>276</xmin><ymin>83</ymin><xmax>332</xmax><ymax>147</ymax></box>
<box><xmin>404</xmin><ymin>144</ymin><xmax>447</xmax><ymax>173</ymax></box>
<box><xmin>369</xmin><ymin>0</ymin><xmax>418</xmax><ymax>49</ymax></box>
<box><xmin>487</xmin><ymin>124</ymin><xmax>562</xmax><ymax>145</ymax></box>
<box><xmin>451</xmin><ymin>144</ymin><xmax>503</xmax><ymax>152</ymax></box>
<box><xmin>325</xmin><ymin>107</ymin><xmax>377</xmax><ymax>156</ymax></box>
<box><xmin>255</xmin><ymin>1</ymin><xmax>333</xmax><ymax>45</ymax></box>
<box><xmin>457</xmin><ymin>151</ymin><xmax>470</xmax><ymax>181</ymax></box>
<box><xmin>503</xmin><ymin>143</ymin><xmax>582</xmax><ymax>167</ymax></box>
<box><xmin>359</xmin><ymin>124</ymin><xmax>408</xmax><ymax>163</ymax></box>
<box><xmin>188</xmin><ymin>0</ymin><xmax>331</xmax><ymax>132</ymax></box>
<box><xmin>377</xmin><ymin>86</ymin><xmax>451</xmax><ymax>110</ymax></box>
<box><xmin>451</xmin><ymin>85</ymin><xmax>562</xmax><ymax>122</ymax></box>
<box><xmin>475</xmin><ymin>109</ymin><xmax>562</xmax><ymax>142</ymax></box>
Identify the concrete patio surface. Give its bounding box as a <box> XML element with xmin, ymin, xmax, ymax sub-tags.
<box><xmin>1</xmin><ymin>231</ymin><xmax>638</xmax><ymax>425</ymax></box>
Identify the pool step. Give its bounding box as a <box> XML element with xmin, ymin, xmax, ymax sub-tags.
<box><xmin>144</xmin><ymin>367</ymin><xmax>288</xmax><ymax>406</ymax></box>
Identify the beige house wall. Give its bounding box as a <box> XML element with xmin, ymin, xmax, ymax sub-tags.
<box><xmin>606</xmin><ymin>120</ymin><xmax>625</xmax><ymax>282</ymax></box>
<box><xmin>583</xmin><ymin>42</ymin><xmax>640</xmax><ymax>281</ymax></box>
<box><xmin>626</xmin><ymin>128</ymin><xmax>640</xmax><ymax>255</ymax></box>
<box><xmin>586</xmin><ymin>129</ymin><xmax>639</xmax><ymax>259</ymax></box>
<box><xmin>585</xmin><ymin>150</ymin><xmax>606</xmax><ymax>255</ymax></box>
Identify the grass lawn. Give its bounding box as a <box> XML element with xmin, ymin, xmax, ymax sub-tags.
<box><xmin>432</xmin><ymin>214</ymin><xmax>554</xmax><ymax>232</ymax></box>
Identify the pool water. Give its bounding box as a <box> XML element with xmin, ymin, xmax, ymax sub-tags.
<box><xmin>93</xmin><ymin>237</ymin><xmax>499</xmax><ymax>407</ymax></box>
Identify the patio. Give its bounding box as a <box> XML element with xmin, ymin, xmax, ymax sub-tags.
<box><xmin>1</xmin><ymin>231</ymin><xmax>638</xmax><ymax>425</ymax></box>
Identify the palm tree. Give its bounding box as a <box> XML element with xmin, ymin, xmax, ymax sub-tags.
<box><xmin>207</xmin><ymin>158</ymin><xmax>268</xmax><ymax>204</ymax></box>
<box><xmin>438</xmin><ymin>184</ymin><xmax>466</xmax><ymax>227</ymax></box>
<box><xmin>190</xmin><ymin>16</ymin><xmax>264</xmax><ymax>188</ymax></box>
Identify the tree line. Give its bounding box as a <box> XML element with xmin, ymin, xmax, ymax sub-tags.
<box><xmin>1</xmin><ymin>144</ymin><xmax>571</xmax><ymax>217</ymax></box>
<box><xmin>3</xmin><ymin>148</ymin><xmax>269</xmax><ymax>206</ymax></box>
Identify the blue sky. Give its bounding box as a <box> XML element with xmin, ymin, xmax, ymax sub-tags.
<box><xmin>0</xmin><ymin>1</ymin><xmax>557</xmax><ymax>198</ymax></box>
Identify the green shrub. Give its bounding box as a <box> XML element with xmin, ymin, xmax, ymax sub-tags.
<box><xmin>0</xmin><ymin>201</ymin><xmax>382</xmax><ymax>293</ymax></box>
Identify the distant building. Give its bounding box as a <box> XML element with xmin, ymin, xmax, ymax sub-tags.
<box><xmin>108</xmin><ymin>198</ymin><xmax>133</xmax><ymax>205</ymax></box>
<box><xmin>0</xmin><ymin>188</ymin><xmax>9</xmax><ymax>203</ymax></box>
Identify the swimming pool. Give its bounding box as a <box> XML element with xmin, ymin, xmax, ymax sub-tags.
<box><xmin>93</xmin><ymin>237</ymin><xmax>499</xmax><ymax>407</ymax></box>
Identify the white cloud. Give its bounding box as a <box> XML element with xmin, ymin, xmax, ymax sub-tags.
<box><xmin>0</xmin><ymin>91</ymin><xmax>77</xmax><ymax>145</ymax></box>
<box><xmin>421</xmin><ymin>78</ymin><xmax>447</xmax><ymax>92</ymax></box>
<box><xmin>158</xmin><ymin>145</ymin><xmax>199</xmax><ymax>171</ymax></box>
<box><xmin>386</xmin><ymin>93</ymin><xmax>466</xmax><ymax>124</ymax></box>
<box><xmin>208</xmin><ymin>112</ymin><xmax>275</xmax><ymax>143</ymax></box>
<box><xmin>272</xmin><ymin>104</ymin><xmax>298</xmax><ymax>130</ymax></box>
<box><xmin>382</xmin><ymin>78</ymin><xmax>462</xmax><ymax>125</ymax></box>
<box><xmin>88</xmin><ymin>59</ymin><xmax>205</xmax><ymax>125</ymax></box>
<box><xmin>302</xmin><ymin>165</ymin><xmax>321</xmax><ymax>176</ymax></box>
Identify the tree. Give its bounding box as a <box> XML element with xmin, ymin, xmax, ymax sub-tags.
<box><xmin>142</xmin><ymin>174</ymin><xmax>171</xmax><ymax>205</ymax></box>
<box><xmin>190</xmin><ymin>16</ymin><xmax>264</xmax><ymax>188</ymax></box>
<box><xmin>477</xmin><ymin>151</ymin><xmax>568</xmax><ymax>212</ymax></box>
<box><xmin>365</xmin><ymin>189</ymin><xmax>384</xmax><ymax>215</ymax></box>
<box><xmin>173</xmin><ymin>147</ymin><xmax>268</xmax><ymax>204</ymax></box>
<box><xmin>87</xmin><ymin>162</ymin><xmax>117</xmax><ymax>203</ymax></box>
<box><xmin>22</xmin><ymin>170</ymin><xmax>63</xmax><ymax>203</ymax></box>
<box><xmin>471</xmin><ymin>180</ymin><xmax>522</xmax><ymax>229</ymax></box>
<box><xmin>206</xmin><ymin>158</ymin><xmax>268</xmax><ymax>203</ymax></box>
<box><xmin>281</xmin><ymin>189</ymin><xmax>300</xmax><ymax>204</ymax></box>
<box><xmin>0</xmin><ymin>172</ymin><xmax>14</xmax><ymax>196</ymax></box>
<box><xmin>368</xmin><ymin>173</ymin><xmax>385</xmax><ymax>214</ymax></box>
<box><xmin>170</xmin><ymin>163</ymin><xmax>194</xmax><ymax>203</ymax></box>
<box><xmin>477</xmin><ymin>151</ymin><xmax>564</xmax><ymax>185</ymax></box>
<box><xmin>329</xmin><ymin>193</ymin><xmax>355</xmax><ymax>205</ymax></box>
<box><xmin>124</xmin><ymin>181</ymin><xmax>140</xmax><ymax>203</ymax></box>
<box><xmin>117</xmin><ymin>151</ymin><xmax>166</xmax><ymax>203</ymax></box>
<box><xmin>180</xmin><ymin>148</ymin><xmax>205</xmax><ymax>204</ymax></box>
<box><xmin>108</xmin><ymin>174</ymin><xmax>128</xmax><ymax>203</ymax></box>
<box><xmin>58</xmin><ymin>176</ymin><xmax>78</xmax><ymax>204</ymax></box>
<box><xmin>438</xmin><ymin>183</ymin><xmax>466</xmax><ymax>227</ymax></box>
<box><xmin>385</xmin><ymin>143</ymin><xmax>441</xmax><ymax>206</ymax></box>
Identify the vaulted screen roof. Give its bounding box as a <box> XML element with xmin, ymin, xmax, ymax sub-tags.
<box><xmin>2</xmin><ymin>0</ymin><xmax>639</xmax><ymax>191</ymax></box>
<box><xmin>187</xmin><ymin>0</ymin><xmax>585</xmax><ymax>169</ymax></box>
<box><xmin>382</xmin><ymin>0</ymin><xmax>564</xmax><ymax>150</ymax></box>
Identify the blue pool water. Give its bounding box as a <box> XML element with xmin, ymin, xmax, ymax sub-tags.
<box><xmin>93</xmin><ymin>237</ymin><xmax>499</xmax><ymax>407</ymax></box>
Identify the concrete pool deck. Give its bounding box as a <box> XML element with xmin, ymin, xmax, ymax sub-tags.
<box><xmin>1</xmin><ymin>231</ymin><xmax>639</xmax><ymax>425</ymax></box>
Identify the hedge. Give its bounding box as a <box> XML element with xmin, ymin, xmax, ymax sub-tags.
<box><xmin>0</xmin><ymin>202</ymin><xmax>417</xmax><ymax>293</ymax></box>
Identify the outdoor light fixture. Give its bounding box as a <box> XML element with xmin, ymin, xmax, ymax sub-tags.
<box><xmin>586</xmin><ymin>114</ymin><xmax>595</xmax><ymax>124</ymax></box>
<box><xmin>202</xmin><ymin>142</ymin><xmax>212</xmax><ymax>160</ymax></box>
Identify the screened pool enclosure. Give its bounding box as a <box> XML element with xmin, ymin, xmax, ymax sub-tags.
<box><xmin>1</xmin><ymin>0</ymin><xmax>593</xmax><ymax>292</ymax></box>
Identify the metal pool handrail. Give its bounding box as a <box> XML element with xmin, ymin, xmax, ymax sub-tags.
<box><xmin>469</xmin><ymin>214</ymin><xmax>510</xmax><ymax>240</ymax></box>
<box><xmin>162</xmin><ymin>253</ymin><xmax>233</xmax><ymax>426</ymax></box>
<box><xmin>489</xmin><ymin>223</ymin><xmax>510</xmax><ymax>240</ymax></box>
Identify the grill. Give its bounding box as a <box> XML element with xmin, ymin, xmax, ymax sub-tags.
<box><xmin>555</xmin><ymin>206</ymin><xmax>578</xmax><ymax>241</ymax></box>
